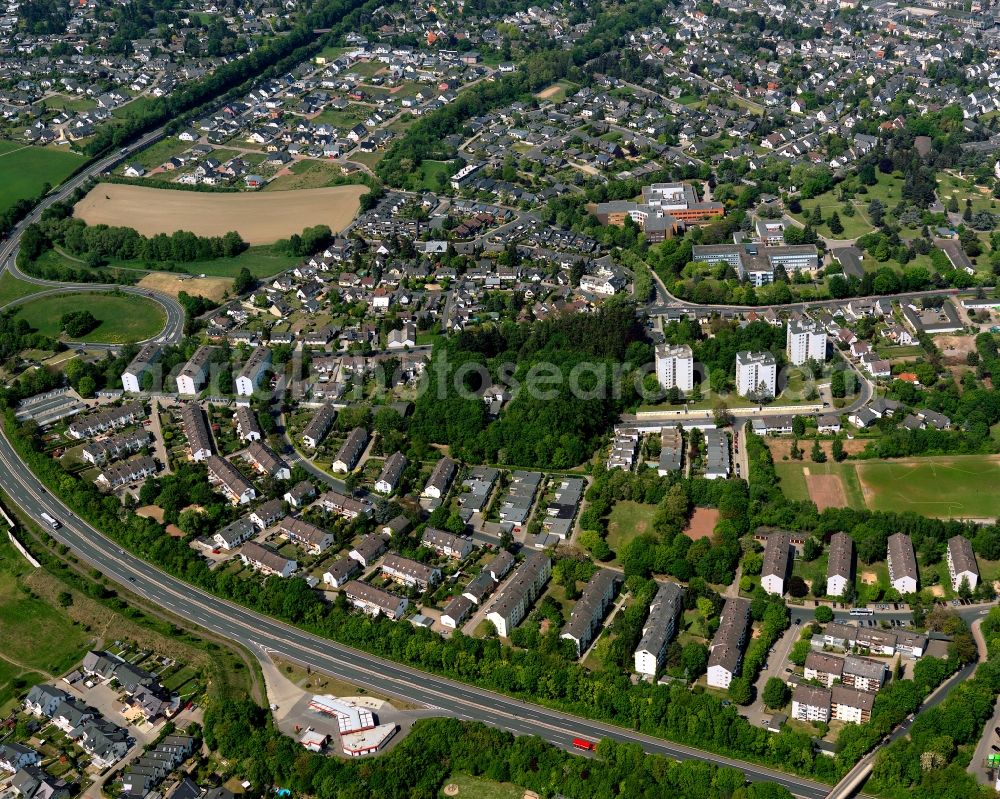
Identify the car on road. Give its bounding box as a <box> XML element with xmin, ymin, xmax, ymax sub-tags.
<box><xmin>127</xmin><ymin>576</ymin><xmax>135</xmax><ymax>582</ymax></box>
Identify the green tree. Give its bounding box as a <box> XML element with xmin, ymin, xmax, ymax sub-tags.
<box><xmin>815</xmin><ymin>605</ymin><xmax>833</xmax><ymax>623</ymax></box>
<box><xmin>762</xmin><ymin>677</ymin><xmax>789</xmax><ymax>709</ymax></box>
<box><xmin>681</xmin><ymin>642</ymin><xmax>708</xmax><ymax>678</ymax></box>
<box><xmin>728</xmin><ymin>676</ymin><xmax>752</xmax><ymax>705</ymax></box>
<box><xmin>827</xmin><ymin>211</ymin><xmax>843</xmax><ymax>235</ymax></box>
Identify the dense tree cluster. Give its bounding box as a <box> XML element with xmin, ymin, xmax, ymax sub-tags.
<box><xmin>410</xmin><ymin>297</ymin><xmax>647</xmax><ymax>468</ymax></box>
<box><xmin>21</xmin><ymin>217</ymin><xmax>247</xmax><ymax>266</ymax></box>
<box><xmin>203</xmin><ymin>710</ymin><xmax>796</xmax><ymax>799</ymax></box>
<box><xmin>60</xmin><ymin>310</ymin><xmax>98</xmax><ymax>338</ymax></box>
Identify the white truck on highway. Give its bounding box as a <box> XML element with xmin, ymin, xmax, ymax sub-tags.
<box><xmin>39</xmin><ymin>512</ymin><xmax>60</xmax><ymax>529</ymax></box>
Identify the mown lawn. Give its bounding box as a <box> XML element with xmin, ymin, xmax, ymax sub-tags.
<box><xmin>0</xmin><ymin>141</ymin><xmax>84</xmax><ymax>217</ymax></box>
<box><xmin>0</xmin><ymin>272</ymin><xmax>44</xmax><ymax>308</ymax></box>
<box><xmin>13</xmin><ymin>291</ymin><xmax>166</xmax><ymax>343</ymax></box>
<box><xmin>606</xmin><ymin>500</ymin><xmax>658</xmax><ymax>559</ymax></box>
<box><xmin>857</xmin><ymin>455</ymin><xmax>1000</xmax><ymax>519</ymax></box>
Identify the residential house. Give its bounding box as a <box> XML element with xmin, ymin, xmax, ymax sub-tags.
<box><xmin>381</xmin><ymin>554</ymin><xmax>440</xmax><ymax>591</ymax></box>
<box><xmin>343</xmin><ymin>580</ymin><xmax>408</xmax><ymax>620</ymax></box>
<box><xmin>761</xmin><ymin>533</ymin><xmax>792</xmax><ymax>595</ymax></box>
<box><xmin>421</xmin><ymin>527</ymin><xmax>473</xmax><ymax>560</ymax></box>
<box><xmin>826</xmin><ymin>533</ymin><xmax>854</xmax><ymax>598</ymax></box>
<box><xmin>332</xmin><ymin>427</ymin><xmax>368</xmax><ymax>473</ymax></box>
<box><xmin>375</xmin><ymin>451</ymin><xmax>407</xmax><ymax>494</ymax></box>
<box><xmin>946</xmin><ymin>535</ymin><xmax>979</xmax><ymax>592</ymax></box>
<box><xmin>240</xmin><ymin>541</ymin><xmax>296</xmax><ymax>577</ymax></box>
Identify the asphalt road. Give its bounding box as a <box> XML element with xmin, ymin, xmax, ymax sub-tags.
<box><xmin>1</xmin><ymin>128</ymin><xmax>186</xmax><ymax>348</ymax></box>
<box><xmin>0</xmin><ymin>426</ymin><xmax>833</xmax><ymax>799</ymax></box>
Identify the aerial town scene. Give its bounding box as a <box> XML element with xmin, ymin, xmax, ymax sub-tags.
<box><xmin>4</xmin><ymin>0</ymin><xmax>1000</xmax><ymax>796</ymax></box>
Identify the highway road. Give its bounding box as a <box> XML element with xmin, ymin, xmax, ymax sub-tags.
<box><xmin>0</xmin><ymin>425</ymin><xmax>834</xmax><ymax>799</ymax></box>
<box><xmin>0</xmin><ymin>127</ymin><xmax>186</xmax><ymax>347</ymax></box>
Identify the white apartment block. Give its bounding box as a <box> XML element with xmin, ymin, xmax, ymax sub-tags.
<box><xmin>655</xmin><ymin>343</ymin><xmax>695</xmax><ymax>392</ymax></box>
<box><xmin>791</xmin><ymin>685</ymin><xmax>831</xmax><ymax>723</ymax></box>
<box><xmin>946</xmin><ymin>535</ymin><xmax>979</xmax><ymax>592</ymax></box>
<box><xmin>735</xmin><ymin>351</ymin><xmax>777</xmax><ymax>398</ymax></box>
<box><xmin>786</xmin><ymin>319</ymin><xmax>827</xmax><ymax>366</ymax></box>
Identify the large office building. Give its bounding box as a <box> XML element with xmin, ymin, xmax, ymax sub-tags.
<box><xmin>735</xmin><ymin>351</ymin><xmax>777</xmax><ymax>398</ymax></box>
<box><xmin>691</xmin><ymin>243</ymin><xmax>819</xmax><ymax>287</ymax></box>
<box><xmin>592</xmin><ymin>182</ymin><xmax>724</xmax><ymax>242</ymax></box>
<box><xmin>655</xmin><ymin>344</ymin><xmax>695</xmax><ymax>392</ymax></box>
<box><xmin>786</xmin><ymin>318</ymin><xmax>828</xmax><ymax>366</ymax></box>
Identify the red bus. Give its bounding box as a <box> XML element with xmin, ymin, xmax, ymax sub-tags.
<box><xmin>572</xmin><ymin>738</ymin><xmax>596</xmax><ymax>752</ymax></box>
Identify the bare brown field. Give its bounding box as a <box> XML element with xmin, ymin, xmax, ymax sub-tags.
<box><xmin>766</xmin><ymin>437</ymin><xmax>867</xmax><ymax>460</ymax></box>
<box><xmin>75</xmin><ymin>184</ymin><xmax>368</xmax><ymax>245</ymax></box>
<box><xmin>804</xmin><ymin>473</ymin><xmax>848</xmax><ymax>511</ymax></box>
<box><xmin>536</xmin><ymin>85</ymin><xmax>562</xmax><ymax>99</ymax></box>
<box><xmin>684</xmin><ymin>507</ymin><xmax>719</xmax><ymax>540</ymax></box>
<box><xmin>137</xmin><ymin>272</ymin><xmax>233</xmax><ymax>303</ymax></box>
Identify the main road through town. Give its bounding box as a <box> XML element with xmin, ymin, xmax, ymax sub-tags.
<box><xmin>0</xmin><ymin>425</ymin><xmax>836</xmax><ymax>799</ymax></box>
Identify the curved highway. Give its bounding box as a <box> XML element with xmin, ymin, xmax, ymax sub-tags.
<box><xmin>0</xmin><ymin>425</ymin><xmax>833</xmax><ymax>799</ymax></box>
<box><xmin>0</xmin><ymin>127</ymin><xmax>186</xmax><ymax>347</ymax></box>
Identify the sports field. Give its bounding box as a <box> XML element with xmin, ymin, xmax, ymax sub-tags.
<box><xmin>75</xmin><ymin>184</ymin><xmax>368</xmax><ymax>244</ymax></box>
<box><xmin>775</xmin><ymin>454</ymin><xmax>1000</xmax><ymax>519</ymax></box>
<box><xmin>0</xmin><ymin>142</ymin><xmax>84</xmax><ymax>217</ymax></box>
<box><xmin>13</xmin><ymin>292</ymin><xmax>166</xmax><ymax>344</ymax></box>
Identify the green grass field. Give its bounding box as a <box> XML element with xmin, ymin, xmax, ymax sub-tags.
<box><xmin>774</xmin><ymin>460</ymin><xmax>867</xmax><ymax>509</ymax></box>
<box><xmin>937</xmin><ymin>171</ymin><xmax>999</xmax><ymax>217</ymax></box>
<box><xmin>0</xmin><ymin>141</ymin><xmax>84</xmax><ymax>217</ymax></box>
<box><xmin>857</xmin><ymin>455</ymin><xmax>1000</xmax><ymax>518</ymax></box>
<box><xmin>0</xmin><ymin>655</ymin><xmax>43</xmax><ymax>715</ymax></box>
<box><xmin>439</xmin><ymin>774</ymin><xmax>524</xmax><ymax>799</ymax></box>
<box><xmin>180</xmin><ymin>246</ymin><xmax>300</xmax><ymax>278</ymax></box>
<box><xmin>0</xmin><ymin>272</ymin><xmax>44</xmax><ymax>308</ymax></box>
<box><xmin>415</xmin><ymin>160</ymin><xmax>452</xmax><ymax>192</ymax></box>
<box><xmin>776</xmin><ymin>455</ymin><xmax>1000</xmax><ymax>519</ymax></box>
<box><xmin>263</xmin><ymin>159</ymin><xmax>351</xmax><ymax>192</ymax></box>
<box><xmin>13</xmin><ymin>292</ymin><xmax>166</xmax><ymax>344</ymax></box>
<box><xmin>31</xmin><ymin>243</ymin><xmax>297</xmax><ymax>281</ymax></box>
<box><xmin>606</xmin><ymin>500</ymin><xmax>657</xmax><ymax>559</ymax></box>
<box><xmin>791</xmin><ymin>172</ymin><xmax>907</xmax><ymax>240</ymax></box>
<box><xmin>0</xmin><ymin>541</ymin><xmax>92</xmax><ymax>678</ymax></box>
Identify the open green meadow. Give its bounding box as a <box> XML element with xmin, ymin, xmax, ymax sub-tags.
<box><xmin>439</xmin><ymin>774</ymin><xmax>524</xmax><ymax>799</ymax></box>
<box><xmin>606</xmin><ymin>500</ymin><xmax>657</xmax><ymax>558</ymax></box>
<box><xmin>0</xmin><ymin>541</ymin><xmax>92</xmax><ymax>679</ymax></box>
<box><xmin>775</xmin><ymin>454</ymin><xmax>1000</xmax><ymax>519</ymax></box>
<box><xmin>0</xmin><ymin>141</ymin><xmax>84</xmax><ymax>216</ymax></box>
<box><xmin>0</xmin><ymin>272</ymin><xmax>44</xmax><ymax>308</ymax></box>
<box><xmin>13</xmin><ymin>291</ymin><xmax>166</xmax><ymax>343</ymax></box>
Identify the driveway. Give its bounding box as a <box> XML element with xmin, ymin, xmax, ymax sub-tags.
<box><xmin>746</xmin><ymin>622</ymin><xmax>801</xmax><ymax>727</ymax></box>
